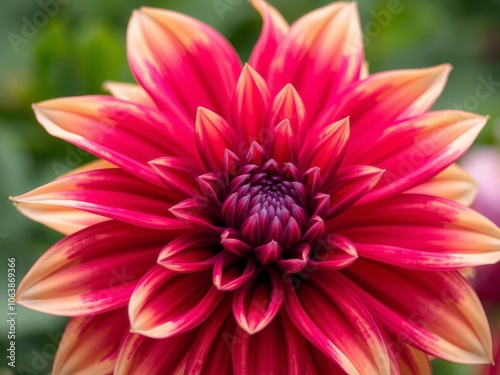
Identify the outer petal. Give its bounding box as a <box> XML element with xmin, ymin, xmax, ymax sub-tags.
<box><xmin>316</xmin><ymin>64</ymin><xmax>451</xmax><ymax>133</ymax></box>
<box><xmin>284</xmin><ymin>273</ymin><xmax>391</xmax><ymax>375</ymax></box>
<box><xmin>103</xmin><ymin>81</ymin><xmax>156</xmax><ymax>108</ymax></box>
<box><xmin>351</xmin><ymin>111</ymin><xmax>486</xmax><ymax>202</ymax></box>
<box><xmin>52</xmin><ymin>308</ymin><xmax>128</xmax><ymax>375</ymax></box>
<box><xmin>268</xmin><ymin>2</ymin><xmax>364</xmax><ymax>121</ymax></box>
<box><xmin>127</xmin><ymin>7</ymin><xmax>241</xmax><ymax>120</ymax></box>
<box><xmin>406</xmin><ymin>163</ymin><xmax>477</xmax><ymax>206</ymax></box>
<box><xmin>16</xmin><ymin>221</ymin><xmax>174</xmax><ymax>316</ymax></box>
<box><xmin>12</xmin><ymin>168</ymin><xmax>187</xmax><ymax>230</ymax></box>
<box><xmin>343</xmin><ymin>260</ymin><xmax>493</xmax><ymax>364</ymax></box>
<box><xmin>332</xmin><ymin>194</ymin><xmax>500</xmax><ymax>270</ymax></box>
<box><xmin>115</xmin><ymin>329</ymin><xmax>198</xmax><ymax>375</ymax></box>
<box><xmin>391</xmin><ymin>339</ymin><xmax>432</xmax><ymax>375</ymax></box>
<box><xmin>129</xmin><ymin>266</ymin><xmax>224</xmax><ymax>338</ymax></box>
<box><xmin>233</xmin><ymin>310</ymin><xmax>308</xmax><ymax>375</ymax></box>
<box><xmin>249</xmin><ymin>0</ymin><xmax>289</xmax><ymax>80</ymax></box>
<box><xmin>149</xmin><ymin>157</ymin><xmax>203</xmax><ymax>199</ymax></box>
<box><xmin>33</xmin><ymin>96</ymin><xmax>197</xmax><ymax>185</ymax></box>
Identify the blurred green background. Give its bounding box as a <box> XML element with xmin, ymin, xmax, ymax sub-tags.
<box><xmin>1</xmin><ymin>0</ymin><xmax>499</xmax><ymax>374</ymax></box>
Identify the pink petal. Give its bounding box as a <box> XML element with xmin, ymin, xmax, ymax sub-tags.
<box><xmin>315</xmin><ymin>64</ymin><xmax>451</xmax><ymax>133</ymax></box>
<box><xmin>103</xmin><ymin>81</ymin><xmax>156</xmax><ymax>108</ymax></box>
<box><xmin>233</xmin><ymin>268</ymin><xmax>284</xmax><ymax>334</ymax></box>
<box><xmin>391</xmin><ymin>338</ymin><xmax>432</xmax><ymax>375</ymax></box>
<box><xmin>352</xmin><ymin>110</ymin><xmax>487</xmax><ymax>202</ymax></box>
<box><xmin>195</xmin><ymin>107</ymin><xmax>240</xmax><ymax>172</ymax></box>
<box><xmin>169</xmin><ymin>198</ymin><xmax>223</xmax><ymax>233</ymax></box>
<box><xmin>343</xmin><ymin>259</ymin><xmax>493</xmax><ymax>364</ymax></box>
<box><xmin>233</xmin><ymin>310</ymin><xmax>307</xmax><ymax>375</ymax></box>
<box><xmin>129</xmin><ymin>266</ymin><xmax>224</xmax><ymax>338</ymax></box>
<box><xmin>149</xmin><ymin>156</ymin><xmax>203</xmax><ymax>198</ymax></box>
<box><xmin>268</xmin><ymin>2</ymin><xmax>363</xmax><ymax>122</ymax></box>
<box><xmin>333</xmin><ymin>194</ymin><xmax>500</xmax><ymax>270</ymax></box>
<box><xmin>33</xmin><ymin>96</ymin><xmax>197</xmax><ymax>185</ymax></box>
<box><xmin>308</xmin><ymin>234</ymin><xmax>358</xmax><ymax>270</ymax></box>
<box><xmin>269</xmin><ymin>84</ymin><xmax>307</xmax><ymax>144</ymax></box>
<box><xmin>232</xmin><ymin>64</ymin><xmax>271</xmax><ymax>149</ymax></box>
<box><xmin>407</xmin><ymin>163</ymin><xmax>477</xmax><ymax>206</ymax></box>
<box><xmin>323</xmin><ymin>165</ymin><xmax>385</xmax><ymax>218</ymax></box>
<box><xmin>52</xmin><ymin>308</ymin><xmax>128</xmax><ymax>375</ymax></box>
<box><xmin>115</xmin><ymin>329</ymin><xmax>198</xmax><ymax>374</ymax></box>
<box><xmin>16</xmin><ymin>221</ymin><xmax>173</xmax><ymax>316</ymax></box>
<box><xmin>285</xmin><ymin>272</ymin><xmax>391</xmax><ymax>375</ymax></box>
<box><xmin>12</xmin><ymin>168</ymin><xmax>187</xmax><ymax>230</ymax></box>
<box><xmin>157</xmin><ymin>232</ymin><xmax>222</xmax><ymax>273</ymax></box>
<box><xmin>271</xmin><ymin>119</ymin><xmax>299</xmax><ymax>165</ymax></box>
<box><xmin>299</xmin><ymin>117</ymin><xmax>350</xmax><ymax>180</ymax></box>
<box><xmin>305</xmin><ymin>343</ymin><xmax>344</xmax><ymax>374</ymax></box>
<box><xmin>213</xmin><ymin>253</ymin><xmax>256</xmax><ymax>291</ymax></box>
<box><xmin>127</xmin><ymin>7</ymin><xmax>241</xmax><ymax>120</ymax></box>
<box><xmin>248</xmin><ymin>0</ymin><xmax>289</xmax><ymax>80</ymax></box>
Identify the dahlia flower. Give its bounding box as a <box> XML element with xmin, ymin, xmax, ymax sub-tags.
<box><xmin>13</xmin><ymin>1</ymin><xmax>500</xmax><ymax>374</ymax></box>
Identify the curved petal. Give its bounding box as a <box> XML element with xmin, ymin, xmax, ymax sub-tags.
<box><xmin>233</xmin><ymin>268</ymin><xmax>284</xmax><ymax>334</ymax></box>
<box><xmin>158</xmin><ymin>232</ymin><xmax>222</xmax><ymax>273</ymax></box>
<box><xmin>195</xmin><ymin>107</ymin><xmax>240</xmax><ymax>172</ymax></box>
<box><xmin>213</xmin><ymin>254</ymin><xmax>256</xmax><ymax>291</ymax></box>
<box><xmin>407</xmin><ymin>163</ymin><xmax>477</xmax><ymax>206</ymax></box>
<box><xmin>308</xmin><ymin>234</ymin><xmax>358</xmax><ymax>270</ymax></box>
<box><xmin>391</xmin><ymin>339</ymin><xmax>432</xmax><ymax>375</ymax></box>
<box><xmin>103</xmin><ymin>81</ymin><xmax>156</xmax><ymax>108</ymax></box>
<box><xmin>269</xmin><ymin>84</ymin><xmax>307</xmax><ymax>144</ymax></box>
<box><xmin>333</xmin><ymin>194</ymin><xmax>500</xmax><ymax>270</ymax></box>
<box><xmin>233</xmin><ymin>310</ymin><xmax>308</xmax><ymax>375</ymax></box>
<box><xmin>268</xmin><ymin>2</ymin><xmax>364</xmax><ymax>121</ymax></box>
<box><xmin>249</xmin><ymin>0</ymin><xmax>289</xmax><ymax>80</ymax></box>
<box><xmin>12</xmin><ymin>168</ymin><xmax>187</xmax><ymax>230</ymax></box>
<box><xmin>33</xmin><ymin>96</ymin><xmax>198</xmax><ymax>185</ymax></box>
<box><xmin>352</xmin><ymin>110</ymin><xmax>486</xmax><ymax>202</ymax></box>
<box><xmin>343</xmin><ymin>259</ymin><xmax>493</xmax><ymax>364</ymax></box>
<box><xmin>115</xmin><ymin>329</ymin><xmax>198</xmax><ymax>375</ymax></box>
<box><xmin>316</xmin><ymin>64</ymin><xmax>451</xmax><ymax>134</ymax></box>
<box><xmin>232</xmin><ymin>64</ymin><xmax>271</xmax><ymax>148</ymax></box>
<box><xmin>16</xmin><ymin>221</ymin><xmax>173</xmax><ymax>316</ymax></box>
<box><xmin>127</xmin><ymin>7</ymin><xmax>241</xmax><ymax>120</ymax></box>
<box><xmin>305</xmin><ymin>343</ymin><xmax>344</xmax><ymax>375</ymax></box>
<box><xmin>129</xmin><ymin>266</ymin><xmax>224</xmax><ymax>338</ymax></box>
<box><xmin>52</xmin><ymin>308</ymin><xmax>128</xmax><ymax>375</ymax></box>
<box><xmin>271</xmin><ymin>119</ymin><xmax>299</xmax><ymax>165</ymax></box>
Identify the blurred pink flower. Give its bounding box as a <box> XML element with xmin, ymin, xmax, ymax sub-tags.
<box><xmin>12</xmin><ymin>1</ymin><xmax>500</xmax><ymax>374</ymax></box>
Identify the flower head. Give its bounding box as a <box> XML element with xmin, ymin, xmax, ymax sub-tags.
<box><xmin>13</xmin><ymin>1</ymin><xmax>500</xmax><ymax>374</ymax></box>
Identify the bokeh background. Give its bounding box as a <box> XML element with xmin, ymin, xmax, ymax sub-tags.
<box><xmin>1</xmin><ymin>0</ymin><xmax>500</xmax><ymax>374</ymax></box>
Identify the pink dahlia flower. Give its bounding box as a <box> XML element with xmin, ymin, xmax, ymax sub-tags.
<box><xmin>13</xmin><ymin>1</ymin><xmax>500</xmax><ymax>374</ymax></box>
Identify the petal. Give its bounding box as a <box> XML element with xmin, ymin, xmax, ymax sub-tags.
<box><xmin>12</xmin><ymin>168</ymin><xmax>187</xmax><ymax>230</ymax></box>
<box><xmin>268</xmin><ymin>2</ymin><xmax>364</xmax><ymax>121</ymax></box>
<box><xmin>248</xmin><ymin>0</ymin><xmax>289</xmax><ymax>80</ymax></box>
<box><xmin>169</xmin><ymin>197</ymin><xmax>224</xmax><ymax>233</ymax></box>
<box><xmin>392</xmin><ymin>340</ymin><xmax>432</xmax><ymax>375</ymax></box>
<box><xmin>149</xmin><ymin>156</ymin><xmax>204</xmax><ymax>198</ymax></box>
<box><xmin>333</xmin><ymin>194</ymin><xmax>500</xmax><ymax>270</ymax></box>
<box><xmin>285</xmin><ymin>272</ymin><xmax>391</xmax><ymax>375</ymax></box>
<box><xmin>184</xmin><ymin>297</ymin><xmax>234</xmax><ymax>374</ymax></box>
<box><xmin>213</xmin><ymin>254</ymin><xmax>256</xmax><ymax>291</ymax></box>
<box><xmin>195</xmin><ymin>107</ymin><xmax>240</xmax><ymax>172</ymax></box>
<box><xmin>269</xmin><ymin>84</ymin><xmax>307</xmax><ymax>144</ymax></box>
<box><xmin>115</xmin><ymin>329</ymin><xmax>198</xmax><ymax>374</ymax></box>
<box><xmin>343</xmin><ymin>259</ymin><xmax>493</xmax><ymax>364</ymax></box>
<box><xmin>157</xmin><ymin>232</ymin><xmax>222</xmax><ymax>273</ymax></box>
<box><xmin>103</xmin><ymin>81</ymin><xmax>156</xmax><ymax>108</ymax></box>
<box><xmin>308</xmin><ymin>234</ymin><xmax>358</xmax><ymax>270</ymax></box>
<box><xmin>299</xmin><ymin>117</ymin><xmax>350</xmax><ymax>180</ymax></box>
<box><xmin>52</xmin><ymin>308</ymin><xmax>128</xmax><ymax>375</ymax></box>
<box><xmin>233</xmin><ymin>268</ymin><xmax>284</xmax><ymax>334</ymax></box>
<box><xmin>407</xmin><ymin>163</ymin><xmax>477</xmax><ymax>206</ymax></box>
<box><xmin>323</xmin><ymin>165</ymin><xmax>385</xmax><ymax>218</ymax></box>
<box><xmin>271</xmin><ymin>119</ymin><xmax>299</xmax><ymax>165</ymax></box>
<box><xmin>233</xmin><ymin>310</ymin><xmax>308</xmax><ymax>375</ymax></box>
<box><xmin>129</xmin><ymin>266</ymin><xmax>224</xmax><ymax>338</ymax></box>
<box><xmin>33</xmin><ymin>96</ymin><xmax>197</xmax><ymax>185</ymax></box>
<box><xmin>16</xmin><ymin>221</ymin><xmax>173</xmax><ymax>316</ymax></box>
<box><xmin>127</xmin><ymin>7</ymin><xmax>241</xmax><ymax>120</ymax></box>
<box><xmin>353</xmin><ymin>110</ymin><xmax>487</xmax><ymax>202</ymax></box>
<box><xmin>232</xmin><ymin>64</ymin><xmax>271</xmax><ymax>148</ymax></box>
<box><xmin>316</xmin><ymin>64</ymin><xmax>451</xmax><ymax>133</ymax></box>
